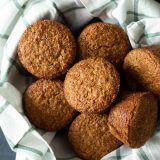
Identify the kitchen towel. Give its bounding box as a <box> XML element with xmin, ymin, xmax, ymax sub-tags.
<box><xmin>0</xmin><ymin>0</ymin><xmax>160</xmax><ymax>159</ymax></box>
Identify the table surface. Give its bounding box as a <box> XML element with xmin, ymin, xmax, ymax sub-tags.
<box><xmin>0</xmin><ymin>128</ymin><xmax>15</xmax><ymax>160</ymax></box>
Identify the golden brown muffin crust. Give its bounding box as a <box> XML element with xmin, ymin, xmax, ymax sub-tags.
<box><xmin>18</xmin><ymin>20</ymin><xmax>76</xmax><ymax>79</ymax></box>
<box><xmin>123</xmin><ymin>46</ymin><xmax>160</xmax><ymax>95</ymax></box>
<box><xmin>78</xmin><ymin>22</ymin><xmax>131</xmax><ymax>65</ymax></box>
<box><xmin>68</xmin><ymin>114</ymin><xmax>122</xmax><ymax>160</ymax></box>
<box><xmin>23</xmin><ymin>79</ymin><xmax>77</xmax><ymax>131</ymax></box>
<box><xmin>108</xmin><ymin>92</ymin><xmax>158</xmax><ymax>148</ymax></box>
<box><xmin>64</xmin><ymin>57</ymin><xmax>120</xmax><ymax>113</ymax></box>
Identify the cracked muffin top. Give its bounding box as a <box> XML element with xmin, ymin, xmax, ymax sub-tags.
<box><xmin>78</xmin><ymin>22</ymin><xmax>131</xmax><ymax>65</ymax></box>
<box><xmin>18</xmin><ymin>20</ymin><xmax>76</xmax><ymax>79</ymax></box>
<box><xmin>23</xmin><ymin>79</ymin><xmax>77</xmax><ymax>131</ymax></box>
<box><xmin>64</xmin><ymin>57</ymin><xmax>120</xmax><ymax>113</ymax></box>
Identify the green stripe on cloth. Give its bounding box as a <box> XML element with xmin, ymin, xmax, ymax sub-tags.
<box><xmin>127</xmin><ymin>20</ymin><xmax>145</xmax><ymax>29</ymax></box>
<box><xmin>0</xmin><ymin>34</ymin><xmax>9</xmax><ymax>39</ymax></box>
<box><xmin>7</xmin><ymin>128</ymin><xmax>34</xmax><ymax>148</ymax></box>
<box><xmin>16</xmin><ymin>144</ymin><xmax>44</xmax><ymax>157</ymax></box>
<box><xmin>18</xmin><ymin>128</ymin><xmax>34</xmax><ymax>141</ymax></box>
<box><xmin>145</xmin><ymin>32</ymin><xmax>160</xmax><ymax>38</ymax></box>
<box><xmin>6</xmin><ymin>125</ymin><xmax>34</xmax><ymax>149</ymax></box>
<box><xmin>0</xmin><ymin>101</ymin><xmax>9</xmax><ymax>114</ymax></box>
<box><xmin>116</xmin><ymin>148</ymin><xmax>121</xmax><ymax>160</ymax></box>
<box><xmin>138</xmin><ymin>148</ymin><xmax>150</xmax><ymax>160</ymax></box>
<box><xmin>127</xmin><ymin>11</ymin><xmax>150</xmax><ymax>18</ymax></box>
<box><xmin>111</xmin><ymin>0</ymin><xmax>118</xmax><ymax>6</ymax></box>
<box><xmin>6</xmin><ymin>137</ymin><xmax>16</xmax><ymax>148</ymax></box>
<box><xmin>137</xmin><ymin>31</ymin><xmax>160</xmax><ymax>43</ymax></box>
<box><xmin>13</xmin><ymin>0</ymin><xmax>22</xmax><ymax>10</ymax></box>
<box><xmin>134</xmin><ymin>0</ymin><xmax>139</xmax><ymax>21</ymax></box>
<box><xmin>21</xmin><ymin>128</ymin><xmax>34</xmax><ymax>139</ymax></box>
<box><xmin>53</xmin><ymin>3</ymin><xmax>70</xmax><ymax>28</ymax></box>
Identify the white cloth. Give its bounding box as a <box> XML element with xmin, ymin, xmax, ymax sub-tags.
<box><xmin>0</xmin><ymin>0</ymin><xmax>160</xmax><ymax>160</ymax></box>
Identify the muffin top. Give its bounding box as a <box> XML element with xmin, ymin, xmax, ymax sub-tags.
<box><xmin>123</xmin><ymin>45</ymin><xmax>160</xmax><ymax>95</ymax></box>
<box><xmin>18</xmin><ymin>20</ymin><xmax>76</xmax><ymax>79</ymax></box>
<box><xmin>23</xmin><ymin>79</ymin><xmax>77</xmax><ymax>131</ymax></box>
<box><xmin>78</xmin><ymin>22</ymin><xmax>131</xmax><ymax>65</ymax></box>
<box><xmin>68</xmin><ymin>114</ymin><xmax>122</xmax><ymax>160</ymax></box>
<box><xmin>64</xmin><ymin>57</ymin><xmax>120</xmax><ymax>113</ymax></box>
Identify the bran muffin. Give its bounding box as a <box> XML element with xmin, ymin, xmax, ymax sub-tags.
<box><xmin>18</xmin><ymin>20</ymin><xmax>76</xmax><ymax>79</ymax></box>
<box><xmin>68</xmin><ymin>114</ymin><xmax>122</xmax><ymax>160</ymax></box>
<box><xmin>78</xmin><ymin>22</ymin><xmax>131</xmax><ymax>65</ymax></box>
<box><xmin>108</xmin><ymin>92</ymin><xmax>158</xmax><ymax>148</ymax></box>
<box><xmin>123</xmin><ymin>45</ymin><xmax>160</xmax><ymax>95</ymax></box>
<box><xmin>23</xmin><ymin>79</ymin><xmax>77</xmax><ymax>131</ymax></box>
<box><xmin>64</xmin><ymin>57</ymin><xmax>120</xmax><ymax>113</ymax></box>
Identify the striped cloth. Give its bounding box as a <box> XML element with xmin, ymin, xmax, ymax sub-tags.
<box><xmin>0</xmin><ymin>0</ymin><xmax>160</xmax><ymax>160</ymax></box>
